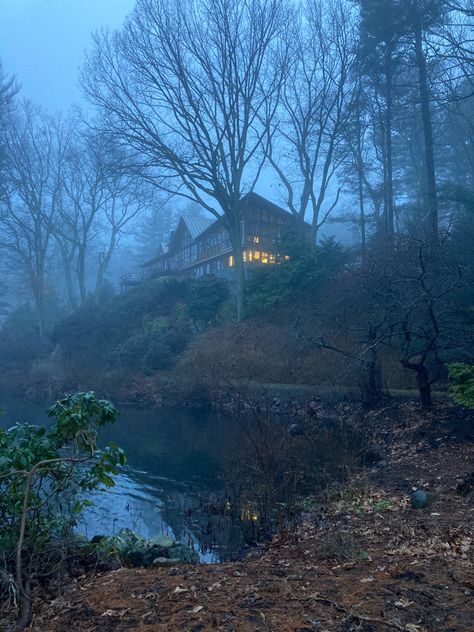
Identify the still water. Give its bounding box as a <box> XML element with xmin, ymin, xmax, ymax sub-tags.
<box><xmin>0</xmin><ymin>397</ymin><xmax>246</xmax><ymax>562</ymax></box>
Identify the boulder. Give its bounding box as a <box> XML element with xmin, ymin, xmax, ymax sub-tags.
<box><xmin>288</xmin><ymin>423</ymin><xmax>303</xmax><ymax>437</ymax></box>
<box><xmin>166</xmin><ymin>543</ymin><xmax>199</xmax><ymax>563</ymax></box>
<box><xmin>411</xmin><ymin>489</ymin><xmax>430</xmax><ymax>509</ymax></box>
<box><xmin>151</xmin><ymin>535</ymin><xmax>175</xmax><ymax>549</ymax></box>
<box><xmin>123</xmin><ymin>548</ymin><xmax>148</xmax><ymax>567</ymax></box>
<box><xmin>90</xmin><ymin>528</ymin><xmax>198</xmax><ymax>567</ymax></box>
<box><xmin>152</xmin><ymin>556</ymin><xmax>182</xmax><ymax>567</ymax></box>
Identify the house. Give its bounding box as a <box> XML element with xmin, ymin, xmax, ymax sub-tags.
<box><xmin>121</xmin><ymin>192</ymin><xmax>310</xmax><ymax>290</ymax></box>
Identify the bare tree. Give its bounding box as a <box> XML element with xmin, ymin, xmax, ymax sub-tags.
<box><xmin>321</xmin><ymin>235</ymin><xmax>468</xmax><ymax>409</ymax></box>
<box><xmin>54</xmin><ymin>123</ymin><xmax>152</xmax><ymax>305</ymax></box>
<box><xmin>267</xmin><ymin>0</ymin><xmax>357</xmax><ymax>242</ymax></box>
<box><xmin>0</xmin><ymin>60</ymin><xmax>19</xmax><ymax>202</ymax></box>
<box><xmin>0</xmin><ymin>103</ymin><xmax>66</xmax><ymax>336</ymax></box>
<box><xmin>83</xmin><ymin>0</ymin><xmax>289</xmax><ymax>319</ymax></box>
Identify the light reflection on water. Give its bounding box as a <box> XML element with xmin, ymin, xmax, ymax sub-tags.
<box><xmin>0</xmin><ymin>397</ymin><xmax>242</xmax><ymax>563</ymax></box>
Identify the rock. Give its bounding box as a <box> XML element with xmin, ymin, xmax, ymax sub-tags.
<box><xmin>124</xmin><ymin>548</ymin><xmax>147</xmax><ymax>567</ymax></box>
<box><xmin>456</xmin><ymin>472</ymin><xmax>474</xmax><ymax>497</ymax></box>
<box><xmin>91</xmin><ymin>528</ymin><xmax>198</xmax><ymax>567</ymax></box>
<box><xmin>411</xmin><ymin>489</ymin><xmax>430</xmax><ymax>509</ymax></box>
<box><xmin>152</xmin><ymin>556</ymin><xmax>182</xmax><ymax>567</ymax></box>
<box><xmin>166</xmin><ymin>544</ymin><xmax>199</xmax><ymax>563</ymax></box>
<box><xmin>288</xmin><ymin>423</ymin><xmax>303</xmax><ymax>437</ymax></box>
<box><xmin>151</xmin><ymin>535</ymin><xmax>175</xmax><ymax>549</ymax></box>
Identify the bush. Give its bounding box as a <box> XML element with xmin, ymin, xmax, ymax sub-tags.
<box><xmin>187</xmin><ymin>276</ymin><xmax>230</xmax><ymax>327</ymax></box>
<box><xmin>245</xmin><ymin>236</ymin><xmax>347</xmax><ymax>316</ymax></box>
<box><xmin>0</xmin><ymin>392</ymin><xmax>126</xmax><ymax>628</ymax></box>
<box><xmin>449</xmin><ymin>363</ymin><xmax>474</xmax><ymax>408</ymax></box>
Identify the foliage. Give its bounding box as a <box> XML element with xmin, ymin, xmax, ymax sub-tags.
<box><xmin>0</xmin><ymin>392</ymin><xmax>126</xmax><ymax>627</ymax></box>
<box><xmin>50</xmin><ymin>276</ymin><xmax>220</xmax><ymax>381</ymax></box>
<box><xmin>187</xmin><ymin>276</ymin><xmax>229</xmax><ymax>327</ymax></box>
<box><xmin>245</xmin><ymin>237</ymin><xmax>347</xmax><ymax>315</ymax></box>
<box><xmin>449</xmin><ymin>363</ymin><xmax>474</xmax><ymax>408</ymax></box>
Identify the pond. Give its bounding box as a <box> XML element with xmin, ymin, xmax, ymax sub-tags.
<box><xmin>0</xmin><ymin>396</ymin><xmax>249</xmax><ymax>562</ymax></box>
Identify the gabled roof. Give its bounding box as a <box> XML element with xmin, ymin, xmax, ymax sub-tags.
<box><xmin>167</xmin><ymin>215</ymin><xmax>213</xmax><ymax>252</ymax></box>
<box><xmin>182</xmin><ymin>215</ymin><xmax>213</xmax><ymax>239</ymax></box>
<box><xmin>140</xmin><ymin>215</ymin><xmax>213</xmax><ymax>267</ymax></box>
<box><xmin>157</xmin><ymin>242</ymin><xmax>168</xmax><ymax>256</ymax></box>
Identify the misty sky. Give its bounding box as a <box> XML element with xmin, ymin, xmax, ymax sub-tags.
<box><xmin>0</xmin><ymin>0</ymin><xmax>135</xmax><ymax>111</ymax></box>
<box><xmin>0</xmin><ymin>0</ymin><xmax>351</xmax><ymax>241</ymax></box>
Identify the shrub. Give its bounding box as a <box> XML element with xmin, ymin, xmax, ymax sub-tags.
<box><xmin>245</xmin><ymin>236</ymin><xmax>347</xmax><ymax>316</ymax></box>
<box><xmin>0</xmin><ymin>392</ymin><xmax>126</xmax><ymax>628</ymax></box>
<box><xmin>449</xmin><ymin>363</ymin><xmax>474</xmax><ymax>408</ymax></box>
<box><xmin>187</xmin><ymin>276</ymin><xmax>230</xmax><ymax>327</ymax></box>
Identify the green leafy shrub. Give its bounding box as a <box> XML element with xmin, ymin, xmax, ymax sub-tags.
<box><xmin>449</xmin><ymin>363</ymin><xmax>474</xmax><ymax>408</ymax></box>
<box><xmin>187</xmin><ymin>276</ymin><xmax>230</xmax><ymax>327</ymax></box>
<box><xmin>0</xmin><ymin>392</ymin><xmax>126</xmax><ymax>628</ymax></box>
<box><xmin>245</xmin><ymin>236</ymin><xmax>347</xmax><ymax>316</ymax></box>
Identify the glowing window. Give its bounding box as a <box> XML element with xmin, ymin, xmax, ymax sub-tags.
<box><xmin>253</xmin><ymin>236</ymin><xmax>260</xmax><ymax>244</ymax></box>
<box><xmin>229</xmin><ymin>255</ymin><xmax>234</xmax><ymax>267</ymax></box>
<box><xmin>254</xmin><ymin>251</ymin><xmax>260</xmax><ymax>260</ymax></box>
<box><xmin>261</xmin><ymin>252</ymin><xmax>269</xmax><ymax>263</ymax></box>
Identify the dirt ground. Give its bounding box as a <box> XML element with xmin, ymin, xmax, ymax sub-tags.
<box><xmin>27</xmin><ymin>403</ymin><xmax>474</xmax><ymax>631</ymax></box>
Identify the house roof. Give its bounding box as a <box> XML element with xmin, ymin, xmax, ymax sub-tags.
<box><xmin>182</xmin><ymin>215</ymin><xmax>214</xmax><ymax>239</ymax></box>
<box><xmin>140</xmin><ymin>193</ymin><xmax>311</xmax><ymax>267</ymax></box>
<box><xmin>140</xmin><ymin>216</ymin><xmax>212</xmax><ymax>267</ymax></box>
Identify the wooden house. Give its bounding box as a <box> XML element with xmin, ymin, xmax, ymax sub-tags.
<box><xmin>121</xmin><ymin>193</ymin><xmax>310</xmax><ymax>290</ymax></box>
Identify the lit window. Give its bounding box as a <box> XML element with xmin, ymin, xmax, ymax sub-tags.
<box><xmin>229</xmin><ymin>255</ymin><xmax>234</xmax><ymax>267</ymax></box>
<box><xmin>261</xmin><ymin>252</ymin><xmax>269</xmax><ymax>264</ymax></box>
<box><xmin>269</xmin><ymin>254</ymin><xmax>276</xmax><ymax>264</ymax></box>
<box><xmin>254</xmin><ymin>251</ymin><xmax>260</xmax><ymax>260</ymax></box>
<box><xmin>253</xmin><ymin>236</ymin><xmax>260</xmax><ymax>244</ymax></box>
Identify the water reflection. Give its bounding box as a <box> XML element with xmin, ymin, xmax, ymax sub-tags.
<box><xmin>0</xmin><ymin>397</ymin><xmax>243</xmax><ymax>562</ymax></box>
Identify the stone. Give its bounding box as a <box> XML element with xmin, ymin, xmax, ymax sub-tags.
<box><xmin>123</xmin><ymin>548</ymin><xmax>146</xmax><ymax>567</ymax></box>
<box><xmin>151</xmin><ymin>535</ymin><xmax>175</xmax><ymax>549</ymax></box>
<box><xmin>411</xmin><ymin>489</ymin><xmax>429</xmax><ymax>509</ymax></box>
<box><xmin>288</xmin><ymin>423</ymin><xmax>303</xmax><ymax>437</ymax></box>
<box><xmin>152</xmin><ymin>556</ymin><xmax>182</xmax><ymax>567</ymax></box>
<box><xmin>166</xmin><ymin>543</ymin><xmax>199</xmax><ymax>563</ymax></box>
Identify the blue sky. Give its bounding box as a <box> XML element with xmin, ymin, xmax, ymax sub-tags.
<box><xmin>0</xmin><ymin>0</ymin><xmax>135</xmax><ymax>111</ymax></box>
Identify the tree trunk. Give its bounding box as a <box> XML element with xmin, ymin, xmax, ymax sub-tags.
<box><xmin>60</xmin><ymin>248</ymin><xmax>78</xmax><ymax>311</ymax></box>
<box><xmin>360</xmin><ymin>325</ymin><xmax>382</xmax><ymax>406</ymax></box>
<box><xmin>356</xmin><ymin>129</ymin><xmax>366</xmax><ymax>258</ymax></box>
<box><xmin>401</xmin><ymin>359</ymin><xmax>432</xmax><ymax>411</ymax></box>
<box><xmin>15</xmin><ymin>471</ymin><xmax>33</xmax><ymax>630</ymax></box>
<box><xmin>229</xmin><ymin>229</ymin><xmax>245</xmax><ymax>322</ymax></box>
<box><xmin>384</xmin><ymin>47</ymin><xmax>395</xmax><ymax>239</ymax></box>
<box><xmin>77</xmin><ymin>245</ymin><xmax>87</xmax><ymax>304</ymax></box>
<box><xmin>414</xmin><ymin>21</ymin><xmax>438</xmax><ymax>241</ymax></box>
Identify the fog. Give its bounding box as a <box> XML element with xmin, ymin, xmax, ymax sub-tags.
<box><xmin>0</xmin><ymin>0</ymin><xmax>135</xmax><ymax>110</ymax></box>
<box><xmin>0</xmin><ymin>3</ymin><xmax>473</xmax><ymax>627</ymax></box>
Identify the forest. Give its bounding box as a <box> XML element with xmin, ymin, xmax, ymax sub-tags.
<box><xmin>0</xmin><ymin>0</ymin><xmax>473</xmax><ymax>407</ymax></box>
<box><xmin>0</xmin><ymin>0</ymin><xmax>473</xmax><ymax>630</ymax></box>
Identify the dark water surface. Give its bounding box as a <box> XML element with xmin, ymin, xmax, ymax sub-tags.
<box><xmin>0</xmin><ymin>396</ymin><xmax>245</xmax><ymax>562</ymax></box>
